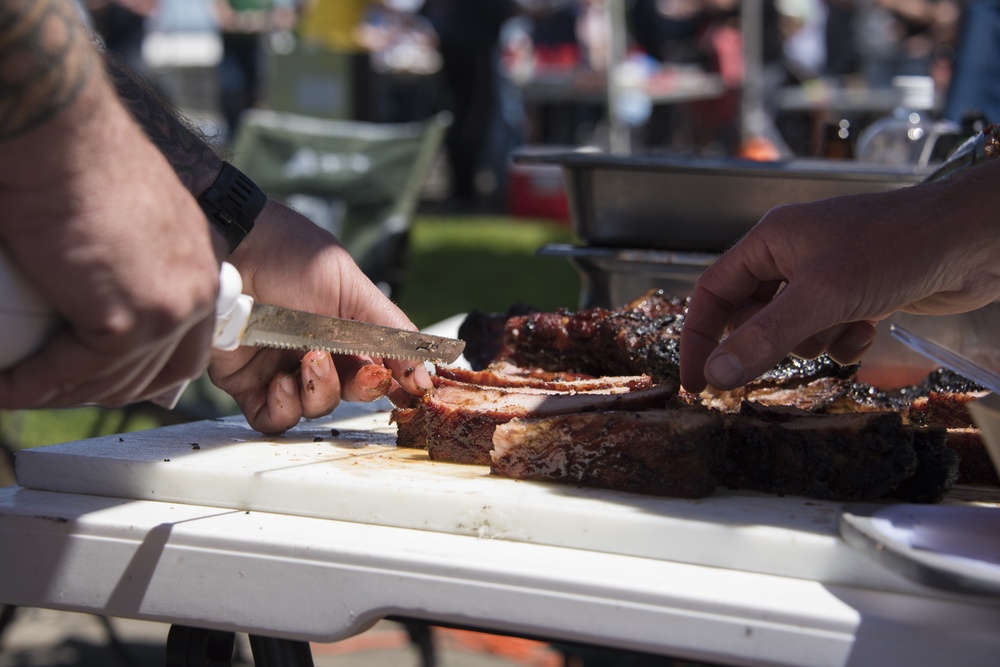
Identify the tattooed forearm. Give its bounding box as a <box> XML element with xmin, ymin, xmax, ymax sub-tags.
<box><xmin>0</xmin><ymin>0</ymin><xmax>97</xmax><ymax>140</ymax></box>
<box><xmin>102</xmin><ymin>49</ymin><xmax>224</xmax><ymax>193</ymax></box>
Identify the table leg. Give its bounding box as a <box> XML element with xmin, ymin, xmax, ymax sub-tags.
<box><xmin>166</xmin><ymin>625</ymin><xmax>236</xmax><ymax>667</ymax></box>
<box><xmin>248</xmin><ymin>635</ymin><xmax>315</xmax><ymax>667</ymax></box>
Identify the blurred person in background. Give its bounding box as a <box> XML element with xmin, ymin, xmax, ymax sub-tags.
<box><xmin>631</xmin><ymin>0</ymin><xmax>712</xmax><ymax>65</ymax></box>
<box><xmin>630</xmin><ymin>0</ymin><xmax>789</xmax><ymax>156</ymax></box>
<box><xmin>822</xmin><ymin>0</ymin><xmax>860</xmax><ymax>78</ymax></box>
<box><xmin>420</xmin><ymin>0</ymin><xmax>518</xmax><ymax>210</ymax></box>
<box><xmin>943</xmin><ymin>0</ymin><xmax>1000</xmax><ymax>125</ymax></box>
<box><xmin>526</xmin><ymin>0</ymin><xmax>579</xmax><ymax>66</ymax></box>
<box><xmin>354</xmin><ymin>0</ymin><xmax>442</xmax><ymax>123</ymax></box>
<box><xmin>86</xmin><ymin>0</ymin><xmax>158</xmax><ymax>80</ymax></box>
<box><xmin>298</xmin><ymin>0</ymin><xmax>378</xmax><ymax>121</ymax></box>
<box><xmin>853</xmin><ymin>0</ymin><xmax>960</xmax><ymax>86</ymax></box>
<box><xmin>213</xmin><ymin>0</ymin><xmax>299</xmax><ymax>140</ymax></box>
<box><xmin>777</xmin><ymin>0</ymin><xmax>827</xmax><ymax>81</ymax></box>
<box><xmin>516</xmin><ymin>0</ymin><xmax>587</xmax><ymax>145</ymax></box>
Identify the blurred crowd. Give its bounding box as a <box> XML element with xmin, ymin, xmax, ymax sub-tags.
<box><xmin>80</xmin><ymin>0</ymin><xmax>996</xmax><ymax>208</ymax></box>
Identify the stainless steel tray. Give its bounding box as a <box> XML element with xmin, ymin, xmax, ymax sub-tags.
<box><xmin>537</xmin><ymin>244</ymin><xmax>717</xmax><ymax>309</ymax></box>
<box><xmin>515</xmin><ymin>151</ymin><xmax>928</xmax><ymax>252</ymax></box>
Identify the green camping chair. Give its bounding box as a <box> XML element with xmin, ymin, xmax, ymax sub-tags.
<box><xmin>230</xmin><ymin>109</ymin><xmax>451</xmax><ymax>297</ymax></box>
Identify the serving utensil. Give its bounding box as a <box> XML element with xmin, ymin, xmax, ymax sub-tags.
<box><xmin>889</xmin><ymin>323</ymin><xmax>1000</xmax><ymax>394</ymax></box>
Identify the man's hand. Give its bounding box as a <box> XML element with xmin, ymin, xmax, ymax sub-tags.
<box><xmin>209</xmin><ymin>201</ymin><xmax>433</xmax><ymax>434</ymax></box>
<box><xmin>680</xmin><ymin>159</ymin><xmax>1000</xmax><ymax>394</ymax></box>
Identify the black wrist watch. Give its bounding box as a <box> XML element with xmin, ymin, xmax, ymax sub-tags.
<box><xmin>198</xmin><ymin>161</ymin><xmax>267</xmax><ymax>255</ymax></box>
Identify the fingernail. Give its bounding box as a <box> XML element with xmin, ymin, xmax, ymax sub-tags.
<box><xmin>308</xmin><ymin>353</ymin><xmax>332</xmax><ymax>380</ymax></box>
<box><xmin>415</xmin><ymin>369</ymin><xmax>433</xmax><ymax>392</ymax></box>
<box><xmin>706</xmin><ymin>352</ymin><xmax>744</xmax><ymax>388</ymax></box>
<box><xmin>279</xmin><ymin>374</ymin><xmax>297</xmax><ymax>397</ymax></box>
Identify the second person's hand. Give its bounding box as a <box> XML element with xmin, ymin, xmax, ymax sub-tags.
<box><xmin>679</xmin><ymin>159</ymin><xmax>1000</xmax><ymax>395</ymax></box>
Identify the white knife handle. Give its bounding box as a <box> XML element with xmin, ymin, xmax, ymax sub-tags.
<box><xmin>152</xmin><ymin>261</ymin><xmax>254</xmax><ymax>409</ymax></box>
<box><xmin>213</xmin><ymin>261</ymin><xmax>254</xmax><ymax>352</ymax></box>
<box><xmin>0</xmin><ymin>249</ymin><xmax>252</xmax><ymax>409</ymax></box>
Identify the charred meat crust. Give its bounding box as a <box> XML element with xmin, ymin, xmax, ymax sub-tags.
<box><xmin>492</xmin><ymin>407</ymin><xmax>955</xmax><ymax>502</ymax></box>
<box><xmin>492</xmin><ymin>410</ymin><xmax>725</xmax><ymax>499</ymax></box>
<box><xmin>720</xmin><ymin>412</ymin><xmax>919</xmax><ymax>501</ymax></box>
<box><xmin>945</xmin><ymin>428</ymin><xmax>999</xmax><ymax>486</ymax></box>
<box><xmin>496</xmin><ymin>291</ymin><xmax>687</xmax><ymax>380</ymax></box>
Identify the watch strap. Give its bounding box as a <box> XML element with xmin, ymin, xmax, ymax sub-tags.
<box><xmin>198</xmin><ymin>162</ymin><xmax>266</xmax><ymax>255</ymax></box>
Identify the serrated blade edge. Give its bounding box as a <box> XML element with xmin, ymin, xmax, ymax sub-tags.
<box><xmin>242</xmin><ymin>303</ymin><xmax>465</xmax><ymax>363</ymax></box>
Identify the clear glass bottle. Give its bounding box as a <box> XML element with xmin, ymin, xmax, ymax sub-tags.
<box><xmin>818</xmin><ymin>118</ymin><xmax>855</xmax><ymax>159</ymax></box>
<box><xmin>856</xmin><ymin>76</ymin><xmax>936</xmax><ymax>164</ymax></box>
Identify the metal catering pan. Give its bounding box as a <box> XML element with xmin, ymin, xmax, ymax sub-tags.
<box><xmin>537</xmin><ymin>244</ymin><xmax>717</xmax><ymax>309</ymax></box>
<box><xmin>515</xmin><ymin>151</ymin><xmax>928</xmax><ymax>252</ymax></box>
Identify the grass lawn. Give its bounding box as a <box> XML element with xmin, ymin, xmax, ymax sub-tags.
<box><xmin>397</xmin><ymin>215</ymin><xmax>581</xmax><ymax>327</ymax></box>
<box><xmin>4</xmin><ymin>215</ymin><xmax>583</xmax><ymax>450</ymax></box>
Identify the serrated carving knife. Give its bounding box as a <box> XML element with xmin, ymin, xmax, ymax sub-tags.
<box><xmin>158</xmin><ymin>262</ymin><xmax>463</xmax><ymax>409</ymax></box>
<box><xmin>212</xmin><ymin>263</ymin><xmax>465</xmax><ymax>363</ymax></box>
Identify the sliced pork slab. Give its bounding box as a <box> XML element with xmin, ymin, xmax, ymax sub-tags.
<box><xmin>391</xmin><ymin>376</ymin><xmax>680</xmax><ymax>465</ymax></box>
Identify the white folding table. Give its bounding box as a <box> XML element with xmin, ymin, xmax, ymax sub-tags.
<box><xmin>1</xmin><ymin>401</ymin><xmax>1000</xmax><ymax>667</ymax></box>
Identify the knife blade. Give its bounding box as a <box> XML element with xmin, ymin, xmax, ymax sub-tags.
<box><xmin>889</xmin><ymin>323</ymin><xmax>1000</xmax><ymax>394</ymax></box>
<box><xmin>234</xmin><ymin>303</ymin><xmax>465</xmax><ymax>362</ymax></box>
<box><xmin>213</xmin><ymin>262</ymin><xmax>465</xmax><ymax>363</ymax></box>
<box><xmin>150</xmin><ymin>262</ymin><xmax>465</xmax><ymax>409</ymax></box>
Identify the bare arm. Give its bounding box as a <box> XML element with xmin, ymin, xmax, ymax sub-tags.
<box><xmin>0</xmin><ymin>0</ymin><xmax>220</xmax><ymax>407</ymax></box>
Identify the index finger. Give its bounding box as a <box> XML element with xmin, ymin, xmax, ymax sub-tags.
<box><xmin>680</xmin><ymin>246</ymin><xmax>784</xmax><ymax>393</ymax></box>
<box><xmin>385</xmin><ymin>358</ymin><xmax>433</xmax><ymax>395</ymax></box>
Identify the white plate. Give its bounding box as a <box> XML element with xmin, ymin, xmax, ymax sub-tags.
<box><xmin>840</xmin><ymin>504</ymin><xmax>1000</xmax><ymax>596</ymax></box>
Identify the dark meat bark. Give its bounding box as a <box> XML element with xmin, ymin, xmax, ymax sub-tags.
<box><xmin>391</xmin><ymin>404</ymin><xmax>427</xmax><ymax>450</ymax></box>
<box><xmin>946</xmin><ymin>428</ymin><xmax>999</xmax><ymax>485</ymax></box>
<box><xmin>495</xmin><ymin>290</ymin><xmax>688</xmax><ymax>380</ymax></box>
<box><xmin>476</xmin><ymin>290</ymin><xmax>857</xmax><ymax>389</ymax></box>
<box><xmin>491</xmin><ymin>405</ymin><xmax>936</xmax><ymax>501</ymax></box>
<box><xmin>392</xmin><ymin>376</ymin><xmax>680</xmax><ymax>465</ymax></box>
<box><xmin>720</xmin><ymin>412</ymin><xmax>919</xmax><ymax>501</ymax></box>
<box><xmin>710</xmin><ymin>369</ymin><xmax>985</xmax><ymax>417</ymax></box>
<box><xmin>445</xmin><ymin>297</ymin><xmax>990</xmax><ymax>499</ymax></box>
<box><xmin>908</xmin><ymin>391</ymin><xmax>988</xmax><ymax>428</ymax></box>
<box><xmin>738</xmin><ymin>401</ymin><xmax>956</xmax><ymax>502</ymax></box>
<box><xmin>804</xmin><ymin>372</ymin><xmax>993</xmax><ymax>488</ymax></box>
<box><xmin>869</xmin><ymin>371</ymin><xmax>990</xmax><ymax>487</ymax></box>
<box><xmin>702</xmin><ymin>375</ymin><xmax>859</xmax><ymax>413</ymax></box>
<box><xmin>846</xmin><ymin>369</ymin><xmax>990</xmax><ymax>417</ymax></box>
<box><xmin>891</xmin><ymin>426</ymin><xmax>960</xmax><ymax>503</ymax></box>
<box><xmin>491</xmin><ymin>409</ymin><xmax>726</xmax><ymax>498</ymax></box>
